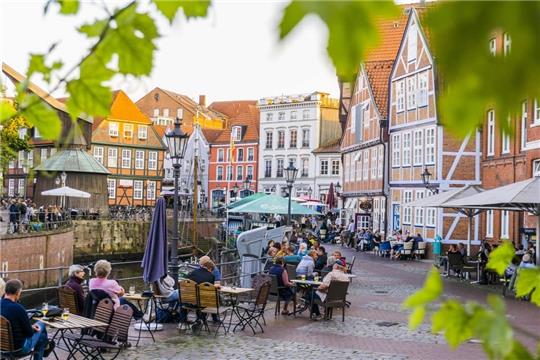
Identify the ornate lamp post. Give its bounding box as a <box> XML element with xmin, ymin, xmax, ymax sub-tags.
<box><xmin>165</xmin><ymin>117</ymin><xmax>189</xmax><ymax>283</ymax></box>
<box><xmin>421</xmin><ymin>167</ymin><xmax>439</xmax><ymax>194</ymax></box>
<box><xmin>243</xmin><ymin>177</ymin><xmax>251</xmax><ymax>191</ymax></box>
<box><xmin>284</xmin><ymin>163</ymin><xmax>298</xmax><ymax>225</ymax></box>
<box><xmin>335</xmin><ymin>181</ymin><xmax>342</xmax><ymax>209</ymax></box>
<box><xmin>307</xmin><ymin>186</ymin><xmax>313</xmax><ymax>198</ymax></box>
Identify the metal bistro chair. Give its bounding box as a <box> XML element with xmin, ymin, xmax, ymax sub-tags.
<box><xmin>198</xmin><ymin>282</ymin><xmax>230</xmax><ymax>336</ymax></box>
<box><xmin>346</xmin><ymin>256</ymin><xmax>356</xmax><ymax>274</ymax></box>
<box><xmin>58</xmin><ymin>286</ymin><xmax>81</xmax><ymax>315</ymax></box>
<box><xmin>76</xmin><ymin>304</ymin><xmax>133</xmax><ymax>360</ymax></box>
<box><xmin>314</xmin><ymin>280</ymin><xmax>350</xmax><ymax>322</ymax></box>
<box><xmin>286</xmin><ymin>263</ymin><xmax>297</xmax><ymax>280</ymax></box>
<box><xmin>0</xmin><ymin>316</ymin><xmax>33</xmax><ymax>360</ymax></box>
<box><xmin>414</xmin><ymin>242</ymin><xmax>427</xmax><ymax>259</ymax></box>
<box><xmin>234</xmin><ymin>282</ymin><xmax>271</xmax><ymax>334</ymax></box>
<box><xmin>379</xmin><ymin>241</ymin><xmax>391</xmax><ymax>257</ymax></box>
<box><xmin>269</xmin><ymin>275</ymin><xmax>287</xmax><ymax>317</ymax></box>
<box><xmin>401</xmin><ymin>241</ymin><xmax>414</xmax><ymax>260</ymax></box>
<box><xmin>448</xmin><ymin>253</ymin><xmax>477</xmax><ymax>279</ymax></box>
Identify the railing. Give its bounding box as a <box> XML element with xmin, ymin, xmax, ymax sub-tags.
<box><xmin>2</xmin><ymin>214</ymin><xmax>73</xmax><ymax>236</ymax></box>
<box><xmin>2</xmin><ymin>256</ymin><xmax>266</xmax><ymax>295</ymax></box>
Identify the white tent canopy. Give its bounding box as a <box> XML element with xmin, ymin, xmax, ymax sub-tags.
<box><xmin>407</xmin><ymin>185</ymin><xmax>484</xmax><ymax>255</ymax></box>
<box><xmin>445</xmin><ymin>176</ymin><xmax>540</xmax><ymax>264</ymax></box>
<box><xmin>41</xmin><ymin>186</ymin><xmax>91</xmax><ymax>198</ymax></box>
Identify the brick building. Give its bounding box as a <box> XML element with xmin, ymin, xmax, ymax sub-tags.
<box><xmin>206</xmin><ymin>101</ymin><xmax>259</xmax><ymax>208</ymax></box>
<box><xmin>388</xmin><ymin>8</ymin><xmax>482</xmax><ymax>243</ymax></box>
<box><xmin>90</xmin><ymin>90</ymin><xmax>166</xmax><ymax>206</ymax></box>
<box><xmin>340</xmin><ymin>16</ymin><xmax>407</xmax><ymax>233</ymax></box>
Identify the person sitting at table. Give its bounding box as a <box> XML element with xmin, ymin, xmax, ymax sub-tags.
<box><xmin>89</xmin><ymin>260</ymin><xmax>143</xmax><ymax>319</ymax></box>
<box><xmin>296</xmin><ymin>242</ymin><xmax>308</xmax><ymax>257</ymax></box>
<box><xmin>315</xmin><ymin>246</ymin><xmax>327</xmax><ymax>271</ymax></box>
<box><xmin>296</xmin><ymin>250</ymin><xmax>318</xmax><ymax>278</ymax></box>
<box><xmin>519</xmin><ymin>253</ymin><xmax>536</xmax><ymax>269</ymax></box>
<box><xmin>331</xmin><ymin>250</ymin><xmax>346</xmax><ymax>264</ymax></box>
<box><xmin>284</xmin><ymin>245</ymin><xmax>302</xmax><ymax>264</ymax></box>
<box><xmin>310</xmin><ymin>259</ymin><xmax>350</xmax><ymax>320</ymax></box>
<box><xmin>321</xmin><ymin>256</ymin><xmax>337</xmax><ymax>275</ymax></box>
<box><xmin>199</xmin><ymin>256</ymin><xmax>222</xmax><ymax>285</ymax></box>
<box><xmin>268</xmin><ymin>257</ymin><xmax>295</xmax><ymax>315</ymax></box>
<box><xmin>276</xmin><ymin>241</ymin><xmax>289</xmax><ymax>258</ymax></box>
<box><xmin>64</xmin><ymin>264</ymin><xmax>86</xmax><ymax>313</ymax></box>
<box><xmin>182</xmin><ymin>260</ymin><xmax>217</xmax><ymax>327</ymax></box>
<box><xmin>0</xmin><ymin>279</ymin><xmax>55</xmax><ymax>360</ymax></box>
<box><xmin>457</xmin><ymin>242</ymin><xmax>467</xmax><ymax>258</ymax></box>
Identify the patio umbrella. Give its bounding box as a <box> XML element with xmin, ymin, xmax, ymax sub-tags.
<box><xmin>228</xmin><ymin>194</ymin><xmax>321</xmax><ymax>215</ymax></box>
<box><xmin>141</xmin><ymin>197</ymin><xmax>168</xmax><ymax>283</ymax></box>
<box><xmin>445</xmin><ymin>176</ymin><xmax>540</xmax><ymax>264</ymax></box>
<box><xmin>407</xmin><ymin>185</ymin><xmax>484</xmax><ymax>255</ymax></box>
<box><xmin>228</xmin><ymin>192</ymin><xmax>267</xmax><ymax>209</ymax></box>
<box><xmin>41</xmin><ymin>186</ymin><xmax>91</xmax><ymax>198</ymax></box>
<box><xmin>326</xmin><ymin>183</ymin><xmax>336</xmax><ymax>209</ymax></box>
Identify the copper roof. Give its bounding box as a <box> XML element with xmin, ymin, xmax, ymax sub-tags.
<box><xmin>313</xmin><ymin>138</ymin><xmax>341</xmax><ymax>153</ymax></box>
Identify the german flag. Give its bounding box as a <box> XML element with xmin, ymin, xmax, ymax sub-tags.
<box><xmin>229</xmin><ymin>132</ymin><xmax>235</xmax><ymax>163</ymax></box>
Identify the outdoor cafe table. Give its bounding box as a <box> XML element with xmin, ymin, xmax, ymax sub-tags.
<box><xmin>123</xmin><ymin>293</ymin><xmax>168</xmax><ymax>345</ymax></box>
<box><xmin>38</xmin><ymin>314</ymin><xmax>108</xmax><ymax>359</ymax></box>
<box><xmin>290</xmin><ymin>279</ymin><xmax>323</xmax><ymax>320</ymax></box>
<box><xmin>218</xmin><ymin>286</ymin><xmax>254</xmax><ymax>332</ymax></box>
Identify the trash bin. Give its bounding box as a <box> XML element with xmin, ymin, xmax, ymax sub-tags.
<box><xmin>433</xmin><ymin>235</ymin><xmax>442</xmax><ymax>261</ymax></box>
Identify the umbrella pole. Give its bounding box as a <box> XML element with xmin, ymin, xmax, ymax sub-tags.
<box><xmin>467</xmin><ymin>215</ymin><xmax>472</xmax><ymax>256</ymax></box>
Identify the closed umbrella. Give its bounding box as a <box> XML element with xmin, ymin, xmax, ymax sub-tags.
<box><xmin>141</xmin><ymin>197</ymin><xmax>168</xmax><ymax>283</ymax></box>
<box><xmin>445</xmin><ymin>176</ymin><xmax>540</xmax><ymax>264</ymax></box>
<box><xmin>326</xmin><ymin>183</ymin><xmax>336</xmax><ymax>209</ymax></box>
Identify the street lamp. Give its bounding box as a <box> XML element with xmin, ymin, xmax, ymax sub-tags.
<box><xmin>284</xmin><ymin>163</ymin><xmax>298</xmax><ymax>225</ymax></box>
<box><xmin>421</xmin><ymin>167</ymin><xmax>438</xmax><ymax>194</ymax></box>
<box><xmin>335</xmin><ymin>182</ymin><xmax>342</xmax><ymax>210</ymax></box>
<box><xmin>243</xmin><ymin>177</ymin><xmax>250</xmax><ymax>191</ymax></box>
<box><xmin>165</xmin><ymin>117</ymin><xmax>189</xmax><ymax>283</ymax></box>
<box><xmin>307</xmin><ymin>186</ymin><xmax>313</xmax><ymax>198</ymax></box>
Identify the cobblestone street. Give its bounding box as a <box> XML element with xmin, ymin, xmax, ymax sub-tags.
<box><xmin>111</xmin><ymin>245</ymin><xmax>540</xmax><ymax>360</ymax></box>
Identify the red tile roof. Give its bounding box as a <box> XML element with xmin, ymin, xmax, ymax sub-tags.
<box><xmin>365</xmin><ymin>60</ymin><xmax>394</xmax><ymax>119</ymax></box>
<box><xmin>158</xmin><ymin>88</ymin><xmax>225</xmax><ymax>120</ymax></box>
<box><xmin>201</xmin><ymin>128</ymin><xmax>223</xmax><ymax>143</ymax></box>
<box><xmin>210</xmin><ymin>102</ymin><xmax>260</xmax><ymax>144</ymax></box>
<box><xmin>208</xmin><ymin>100</ymin><xmax>257</xmax><ymax>118</ymax></box>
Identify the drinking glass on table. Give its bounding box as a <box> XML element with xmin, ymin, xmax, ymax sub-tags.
<box><xmin>129</xmin><ymin>285</ymin><xmax>136</xmax><ymax>295</ymax></box>
<box><xmin>62</xmin><ymin>308</ymin><xmax>70</xmax><ymax>321</ymax></box>
<box><xmin>41</xmin><ymin>303</ymin><xmax>49</xmax><ymax>320</ymax></box>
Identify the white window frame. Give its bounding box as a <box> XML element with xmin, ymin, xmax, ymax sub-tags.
<box><xmin>414</xmin><ymin>190</ymin><xmax>425</xmax><ymax>226</ymax></box>
<box><xmin>417</xmin><ymin>72</ymin><xmax>428</xmax><ymax>107</ymax></box>
<box><xmin>407</xmin><ymin>76</ymin><xmax>417</xmax><ymax>110</ymax></box>
<box><xmin>331</xmin><ymin>160</ymin><xmax>340</xmax><ymax>176</ymax></box>
<box><xmin>413</xmin><ymin>129</ymin><xmax>423</xmax><ymax>166</ymax></box>
<box><xmin>232</xmin><ymin>126</ymin><xmax>242</xmax><ymax>142</ymax></box>
<box><xmin>363</xmin><ymin>104</ymin><xmax>370</xmax><ymax>129</ymax></box>
<box><xmin>217</xmin><ymin>149</ymin><xmax>224</xmax><ymax>162</ymax></box>
<box><xmin>392</xmin><ymin>133</ymin><xmax>401</xmax><ymax>167</ymax></box>
<box><xmin>278</xmin><ymin>112</ymin><xmax>285</xmax><ymax>121</ymax></box>
<box><xmin>93</xmin><ymin>146</ymin><xmax>104</xmax><ymax>164</ymax></box>
<box><xmin>122</xmin><ymin>149</ymin><xmax>132</xmax><ymax>169</ymax></box>
<box><xmin>276</xmin><ymin>159</ymin><xmax>284</xmax><ymax>178</ymax></box>
<box><xmin>107</xmin><ymin>179</ymin><xmax>116</xmax><ymax>199</ymax></box>
<box><xmin>109</xmin><ymin>122</ymin><xmax>119</xmax><ymax>137</ymax></box>
<box><xmin>247</xmin><ymin>147</ymin><xmax>254</xmax><ymax>161</ymax></box>
<box><xmin>8</xmin><ymin>179</ymin><xmax>15</xmax><ymax>197</ymax></box>
<box><xmin>277</xmin><ymin>130</ymin><xmax>285</xmax><ymax>149</ymax></box>
<box><xmin>487</xmin><ymin>110</ymin><xmax>495</xmax><ymax>156</ymax></box>
<box><xmin>226</xmin><ymin>165</ymin><xmax>233</xmax><ymax>180</ymax></box>
<box><xmin>377</xmin><ymin>146</ymin><xmax>383</xmax><ymax>179</ymax></box>
<box><xmin>425</xmin><ymin>127</ymin><xmax>436</xmax><ymax>165</ymax></box>
<box><xmin>533</xmin><ymin>159</ymin><xmax>540</xmax><ymax>176</ymax></box>
<box><xmin>289</xmin><ymin>129</ymin><xmax>297</xmax><ymax>148</ymax></box>
<box><xmin>301</xmin><ymin>158</ymin><xmax>309</xmax><ymax>177</ymax></box>
<box><xmin>534</xmin><ymin>99</ymin><xmax>540</xmax><ymax>125</ymax></box>
<box><xmin>489</xmin><ymin>38</ymin><xmax>497</xmax><ymax>56</ymax></box>
<box><xmin>247</xmin><ymin>165</ymin><xmax>254</xmax><ymax>180</ymax></box>
<box><xmin>18</xmin><ymin>150</ymin><xmax>24</xmax><ymax>169</ymax></box>
<box><xmin>135</xmin><ymin>150</ymin><xmax>145</xmax><ymax>169</ymax></box>
<box><xmin>236</xmin><ymin>165</ymin><xmax>243</xmax><ymax>181</ymax></box>
<box><xmin>503</xmin><ymin>32</ymin><xmax>511</xmax><ymax>56</ymax></box>
<box><xmin>217</xmin><ymin>166</ymin><xmax>224</xmax><ymax>180</ymax></box>
<box><xmin>396</xmin><ymin>80</ymin><xmax>405</xmax><ymax>113</ymax></box>
<box><xmin>18</xmin><ymin>178</ymin><xmax>25</xmax><ymax>197</ymax></box>
<box><xmin>108</xmin><ymin>147</ymin><xmax>118</xmax><ymax>168</ymax></box>
<box><xmin>265</xmin><ymin>131</ymin><xmax>273</xmax><ymax>149</ymax></box>
<box><xmin>362</xmin><ymin>149</ymin><xmax>369</xmax><ymax>180</ymax></box>
<box><xmin>486</xmin><ymin>210</ymin><xmax>494</xmax><ymax>238</ymax></box>
<box><xmin>40</xmin><ymin>148</ymin><xmax>48</xmax><ymax>162</ymax></box>
<box><xmin>163</xmin><ymin>108</ymin><xmax>170</xmax><ymax>118</ymax></box>
<box><xmin>501</xmin><ymin>210</ymin><xmax>509</xmax><ymax>238</ymax></box>
<box><xmin>148</xmin><ymin>151</ymin><xmax>158</xmax><ymax>170</ymax></box>
<box><xmin>237</xmin><ymin>148</ymin><xmax>244</xmax><ymax>162</ymax></box>
<box><xmin>266</xmin><ymin>113</ymin><xmax>273</xmax><ymax>121</ymax></box>
<box><xmin>426</xmin><ymin>207</ymin><xmax>436</xmax><ymax>227</ymax></box>
<box><xmin>302</xmin><ymin>110</ymin><xmax>309</xmax><ymax>120</ymax></box>
<box><xmin>153</xmin><ymin>108</ymin><xmax>159</xmax><ymax>117</ymax></box>
<box><xmin>407</xmin><ymin>23</ymin><xmax>417</xmax><ymax>62</ymax></box>
<box><xmin>34</xmin><ymin>127</ymin><xmax>41</xmax><ymax>138</ymax></box>
<box><xmin>502</xmin><ymin>116</ymin><xmax>511</xmax><ymax>154</ymax></box>
<box><xmin>124</xmin><ymin>124</ymin><xmax>133</xmax><ymax>138</ymax></box>
<box><xmin>290</xmin><ymin>111</ymin><xmax>297</xmax><ymax>120</ymax></box>
<box><xmin>302</xmin><ymin>129</ymin><xmax>310</xmax><ymax>148</ymax></box>
<box><xmin>138</xmin><ymin>125</ymin><xmax>148</xmax><ymax>140</ymax></box>
<box><xmin>371</xmin><ymin>148</ymin><xmax>377</xmax><ymax>179</ymax></box>
<box><xmin>402</xmin><ymin>132</ymin><xmax>411</xmax><ymax>166</ymax></box>
<box><xmin>147</xmin><ymin>181</ymin><xmax>156</xmax><ymax>200</ymax></box>
<box><xmin>133</xmin><ymin>180</ymin><xmax>143</xmax><ymax>200</ymax></box>
<box><xmin>403</xmin><ymin>190</ymin><xmax>412</xmax><ymax>225</ymax></box>
<box><xmin>320</xmin><ymin>160</ymin><xmax>328</xmax><ymax>175</ymax></box>
<box><xmin>27</xmin><ymin>150</ymin><xmax>33</xmax><ymax>167</ymax></box>
<box><xmin>521</xmin><ymin>101</ymin><xmax>528</xmax><ymax>150</ymax></box>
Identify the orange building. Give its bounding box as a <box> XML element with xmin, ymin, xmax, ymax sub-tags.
<box><xmin>90</xmin><ymin>91</ymin><xmax>167</xmax><ymax>206</ymax></box>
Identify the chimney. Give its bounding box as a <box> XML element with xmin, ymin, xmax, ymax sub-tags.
<box><xmin>198</xmin><ymin>95</ymin><xmax>206</xmax><ymax>107</ymax></box>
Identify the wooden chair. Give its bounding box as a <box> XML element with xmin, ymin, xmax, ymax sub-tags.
<box><xmin>269</xmin><ymin>275</ymin><xmax>284</xmax><ymax>317</ymax></box>
<box><xmin>234</xmin><ymin>282</ymin><xmax>271</xmax><ymax>334</ymax></box>
<box><xmin>64</xmin><ymin>298</ymin><xmax>113</xmax><ymax>351</ymax></box>
<box><xmin>198</xmin><ymin>282</ymin><xmax>230</xmax><ymax>336</ymax></box>
<box><xmin>76</xmin><ymin>304</ymin><xmax>133</xmax><ymax>360</ymax></box>
<box><xmin>58</xmin><ymin>286</ymin><xmax>81</xmax><ymax>315</ymax></box>
<box><xmin>314</xmin><ymin>281</ymin><xmax>350</xmax><ymax>322</ymax></box>
<box><xmin>0</xmin><ymin>316</ymin><xmax>33</xmax><ymax>359</ymax></box>
<box><xmin>178</xmin><ymin>279</ymin><xmax>199</xmax><ymax>331</ymax></box>
<box><xmin>448</xmin><ymin>253</ymin><xmax>477</xmax><ymax>279</ymax></box>
<box><xmin>414</xmin><ymin>242</ymin><xmax>427</xmax><ymax>259</ymax></box>
<box><xmin>286</xmin><ymin>264</ymin><xmax>297</xmax><ymax>280</ymax></box>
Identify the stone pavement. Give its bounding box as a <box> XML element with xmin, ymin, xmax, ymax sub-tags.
<box><xmin>109</xmin><ymin>244</ymin><xmax>539</xmax><ymax>360</ymax></box>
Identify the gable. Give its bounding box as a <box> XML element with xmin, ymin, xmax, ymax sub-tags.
<box><xmin>110</xmin><ymin>90</ymin><xmax>152</xmax><ymax>124</ymax></box>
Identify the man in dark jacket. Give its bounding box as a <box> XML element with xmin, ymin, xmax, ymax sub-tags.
<box><xmin>187</xmin><ymin>261</ymin><xmax>216</xmax><ymax>285</ymax></box>
<box><xmin>0</xmin><ymin>279</ymin><xmax>54</xmax><ymax>359</ymax></box>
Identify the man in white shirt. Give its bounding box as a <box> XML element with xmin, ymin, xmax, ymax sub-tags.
<box><xmin>311</xmin><ymin>259</ymin><xmax>350</xmax><ymax>319</ymax></box>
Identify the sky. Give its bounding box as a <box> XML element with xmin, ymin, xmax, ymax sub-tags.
<box><xmin>0</xmin><ymin>0</ymin><xmax>345</xmax><ymax>104</ymax></box>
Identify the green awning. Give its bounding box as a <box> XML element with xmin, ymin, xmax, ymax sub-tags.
<box><xmin>228</xmin><ymin>194</ymin><xmax>321</xmax><ymax>215</ymax></box>
<box><xmin>228</xmin><ymin>193</ymin><xmax>267</xmax><ymax>209</ymax></box>
<box><xmin>34</xmin><ymin>148</ymin><xmax>110</xmax><ymax>174</ymax></box>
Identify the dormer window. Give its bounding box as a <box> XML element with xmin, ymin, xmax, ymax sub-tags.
<box><xmin>109</xmin><ymin>122</ymin><xmax>119</xmax><ymax>137</ymax></box>
<box><xmin>232</xmin><ymin>126</ymin><xmax>242</xmax><ymax>142</ymax></box>
<box><xmin>124</xmin><ymin>124</ymin><xmax>133</xmax><ymax>138</ymax></box>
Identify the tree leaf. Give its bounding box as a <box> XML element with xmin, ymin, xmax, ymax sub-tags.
<box><xmin>403</xmin><ymin>267</ymin><xmax>442</xmax><ymax>308</ymax></box>
<box><xmin>409</xmin><ymin>306</ymin><xmax>425</xmax><ymax>330</ymax></box>
<box><xmin>432</xmin><ymin>300</ymin><xmax>473</xmax><ymax>348</ymax></box>
<box><xmin>18</xmin><ymin>94</ymin><xmax>61</xmax><ymax>139</ymax></box>
<box><xmin>514</xmin><ymin>268</ymin><xmax>540</xmax><ymax>306</ymax></box>
<box><xmin>57</xmin><ymin>0</ymin><xmax>79</xmax><ymax>15</ymax></box>
<box><xmin>503</xmin><ymin>341</ymin><xmax>535</xmax><ymax>360</ymax></box>
<box><xmin>486</xmin><ymin>241</ymin><xmax>515</xmax><ymax>275</ymax></box>
<box><xmin>278</xmin><ymin>1</ymin><xmax>400</xmax><ymax>81</ymax></box>
<box><xmin>0</xmin><ymin>100</ymin><xmax>17</xmax><ymax>123</ymax></box>
<box><xmin>153</xmin><ymin>0</ymin><xmax>210</xmax><ymax>23</ymax></box>
<box><xmin>27</xmin><ymin>54</ymin><xmax>63</xmax><ymax>83</ymax></box>
<box><xmin>78</xmin><ymin>19</ymin><xmax>108</xmax><ymax>37</ymax></box>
